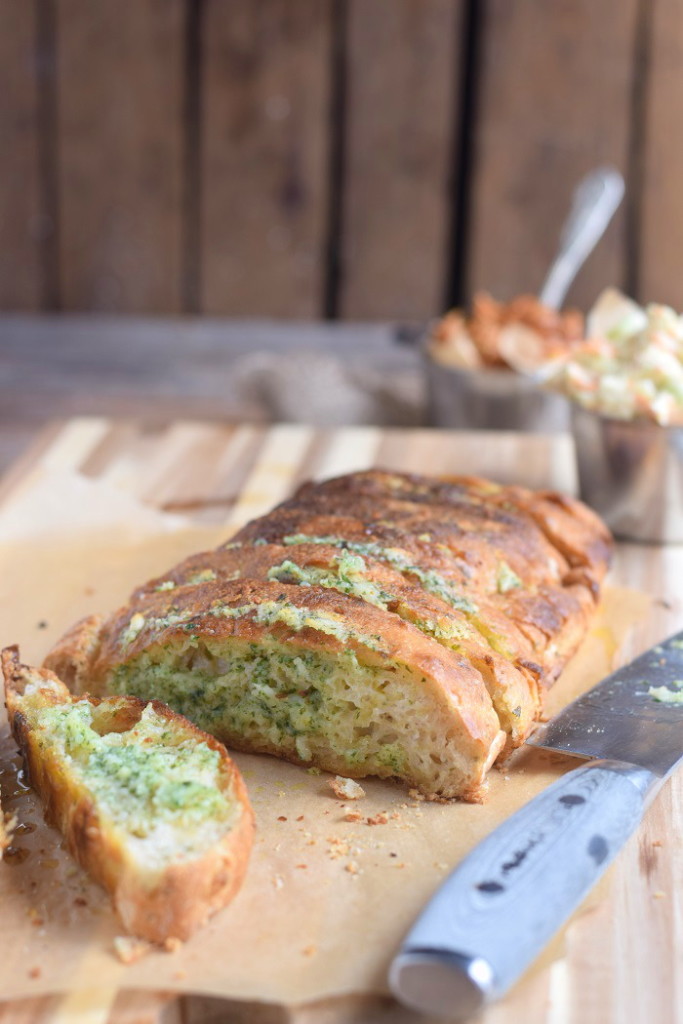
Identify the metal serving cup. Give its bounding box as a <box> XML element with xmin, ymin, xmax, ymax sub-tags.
<box><xmin>424</xmin><ymin>350</ymin><xmax>571</xmax><ymax>432</ymax></box>
<box><xmin>572</xmin><ymin>404</ymin><xmax>683</xmax><ymax>543</ymax></box>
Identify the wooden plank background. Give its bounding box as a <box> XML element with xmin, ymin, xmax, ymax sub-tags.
<box><xmin>638</xmin><ymin>0</ymin><xmax>683</xmax><ymax>310</ymax></box>
<box><xmin>0</xmin><ymin>0</ymin><xmax>673</xmax><ymax>320</ymax></box>
<box><xmin>0</xmin><ymin>0</ymin><xmax>44</xmax><ymax>310</ymax></box>
<box><xmin>56</xmin><ymin>0</ymin><xmax>185</xmax><ymax>313</ymax></box>
<box><xmin>200</xmin><ymin>0</ymin><xmax>333</xmax><ymax>317</ymax></box>
<box><xmin>338</xmin><ymin>0</ymin><xmax>463</xmax><ymax>320</ymax></box>
<box><xmin>467</xmin><ymin>0</ymin><xmax>640</xmax><ymax>311</ymax></box>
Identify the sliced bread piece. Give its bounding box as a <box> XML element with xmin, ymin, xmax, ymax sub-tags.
<box><xmin>130</xmin><ymin>542</ymin><xmax>543</xmax><ymax>747</ymax></box>
<box><xmin>2</xmin><ymin>646</ymin><xmax>254</xmax><ymax>943</ymax></box>
<box><xmin>45</xmin><ymin>581</ymin><xmax>506</xmax><ymax>801</ymax></box>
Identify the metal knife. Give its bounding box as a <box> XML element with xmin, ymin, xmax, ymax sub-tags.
<box><xmin>389</xmin><ymin>629</ymin><xmax>683</xmax><ymax>1019</ymax></box>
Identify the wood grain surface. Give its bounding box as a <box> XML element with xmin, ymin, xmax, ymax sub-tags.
<box><xmin>338</xmin><ymin>0</ymin><xmax>463</xmax><ymax>319</ymax></box>
<box><xmin>467</xmin><ymin>0</ymin><xmax>639</xmax><ymax>310</ymax></box>
<box><xmin>0</xmin><ymin>0</ymin><xmax>43</xmax><ymax>310</ymax></box>
<box><xmin>0</xmin><ymin>314</ymin><xmax>422</xmax><ymax>474</ymax></box>
<box><xmin>55</xmin><ymin>0</ymin><xmax>185</xmax><ymax>313</ymax></box>
<box><xmin>0</xmin><ymin>419</ymin><xmax>681</xmax><ymax>1024</ymax></box>
<box><xmin>3</xmin><ymin>2</ymin><xmax>682</xmax><ymax>319</ymax></box>
<box><xmin>638</xmin><ymin>0</ymin><xmax>683</xmax><ymax>309</ymax></box>
<box><xmin>0</xmin><ymin>991</ymin><xmax>179</xmax><ymax>1024</ymax></box>
<box><xmin>200</xmin><ymin>0</ymin><xmax>333</xmax><ymax>317</ymax></box>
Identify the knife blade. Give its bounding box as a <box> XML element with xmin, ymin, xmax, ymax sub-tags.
<box><xmin>389</xmin><ymin>629</ymin><xmax>683</xmax><ymax>1019</ymax></box>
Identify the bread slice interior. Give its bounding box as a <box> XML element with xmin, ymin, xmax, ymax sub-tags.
<box><xmin>2</xmin><ymin>647</ymin><xmax>254</xmax><ymax>943</ymax></box>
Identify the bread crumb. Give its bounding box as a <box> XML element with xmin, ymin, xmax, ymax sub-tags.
<box><xmin>408</xmin><ymin>789</ymin><xmax>426</xmax><ymax>802</ymax></box>
<box><xmin>344</xmin><ymin>811</ymin><xmax>363</xmax><ymax>823</ymax></box>
<box><xmin>277</xmin><ymin>815</ymin><xmax>287</xmax><ymax>822</ymax></box>
<box><xmin>302</xmin><ymin>945</ymin><xmax>317</xmax><ymax>957</ymax></box>
<box><xmin>28</xmin><ymin>967</ymin><xmax>41</xmax><ymax>979</ymax></box>
<box><xmin>273</xmin><ymin>875</ymin><xmax>284</xmax><ymax>890</ymax></box>
<box><xmin>326</xmin><ymin>837</ymin><xmax>350</xmax><ymax>859</ymax></box>
<box><xmin>113</xmin><ymin>936</ymin><xmax>152</xmax><ymax>965</ymax></box>
<box><xmin>653</xmin><ymin>890</ymin><xmax>666</xmax><ymax>899</ymax></box>
<box><xmin>366</xmin><ymin>812</ymin><xmax>389</xmax><ymax>826</ymax></box>
<box><xmin>329</xmin><ymin>776</ymin><xmax>366</xmax><ymax>800</ymax></box>
<box><xmin>345</xmin><ymin>861</ymin><xmax>359</xmax><ymax>874</ymax></box>
<box><xmin>27</xmin><ymin>908</ymin><xmax>44</xmax><ymax>926</ymax></box>
<box><xmin>173</xmin><ymin>970</ymin><xmax>187</xmax><ymax>981</ymax></box>
<box><xmin>296</xmin><ymin>863</ymin><xmax>308</xmax><ymax>869</ymax></box>
<box><xmin>652</xmin><ymin>840</ymin><xmax>663</xmax><ymax>847</ymax></box>
<box><xmin>307</xmin><ymin>766</ymin><xmax>322</xmax><ymax>776</ymax></box>
<box><xmin>163</xmin><ymin>937</ymin><xmax>183</xmax><ymax>954</ymax></box>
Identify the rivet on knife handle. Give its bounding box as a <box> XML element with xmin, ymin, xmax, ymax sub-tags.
<box><xmin>389</xmin><ymin>760</ymin><xmax>659</xmax><ymax>1019</ymax></box>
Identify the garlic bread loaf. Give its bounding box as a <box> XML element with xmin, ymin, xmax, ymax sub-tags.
<box><xmin>3</xmin><ymin>647</ymin><xmax>254</xmax><ymax>943</ymax></box>
<box><xmin>45</xmin><ymin>470</ymin><xmax>611</xmax><ymax>801</ymax></box>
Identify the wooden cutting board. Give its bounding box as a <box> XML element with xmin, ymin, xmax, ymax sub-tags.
<box><xmin>0</xmin><ymin>418</ymin><xmax>681</xmax><ymax>1024</ymax></box>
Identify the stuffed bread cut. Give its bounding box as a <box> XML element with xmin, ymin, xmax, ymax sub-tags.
<box><xmin>2</xmin><ymin>646</ymin><xmax>254</xmax><ymax>943</ymax></box>
<box><xmin>44</xmin><ymin>470</ymin><xmax>612</xmax><ymax>801</ymax></box>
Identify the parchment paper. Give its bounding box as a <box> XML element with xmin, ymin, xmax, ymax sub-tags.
<box><xmin>0</xmin><ymin>467</ymin><xmax>651</xmax><ymax>1005</ymax></box>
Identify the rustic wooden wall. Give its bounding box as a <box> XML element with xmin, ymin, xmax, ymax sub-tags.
<box><xmin>200</xmin><ymin>0</ymin><xmax>333</xmax><ymax>318</ymax></box>
<box><xmin>56</xmin><ymin>0</ymin><xmax>186</xmax><ymax>313</ymax></box>
<box><xmin>467</xmin><ymin>0</ymin><xmax>641</xmax><ymax>312</ymax></box>
<box><xmin>0</xmin><ymin>0</ymin><xmax>44</xmax><ymax>311</ymax></box>
<box><xmin>0</xmin><ymin>0</ymin><xmax>674</xmax><ymax>320</ymax></box>
<box><xmin>337</xmin><ymin>0</ymin><xmax>463</xmax><ymax>320</ymax></box>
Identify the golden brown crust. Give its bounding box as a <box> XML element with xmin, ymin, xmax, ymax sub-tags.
<box><xmin>43</xmin><ymin>613</ymin><xmax>105</xmax><ymax>693</ymax></box>
<box><xmin>2</xmin><ymin>646</ymin><xmax>254</xmax><ymax>944</ymax></box>
<box><xmin>288</xmin><ymin>469</ymin><xmax>611</xmax><ymax>584</ymax></box>
<box><xmin>231</xmin><ymin>470</ymin><xmax>610</xmax><ymax>679</ymax></box>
